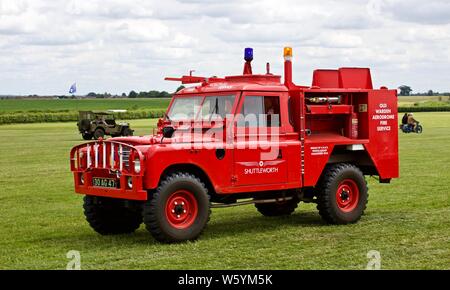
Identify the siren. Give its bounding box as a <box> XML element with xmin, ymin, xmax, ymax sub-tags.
<box><xmin>243</xmin><ymin>47</ymin><xmax>253</xmax><ymax>75</ymax></box>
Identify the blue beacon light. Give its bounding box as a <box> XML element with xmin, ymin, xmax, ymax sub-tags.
<box><xmin>244</xmin><ymin>48</ymin><xmax>253</xmax><ymax>62</ymax></box>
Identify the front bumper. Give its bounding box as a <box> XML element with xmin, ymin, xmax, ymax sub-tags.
<box><xmin>70</xmin><ymin>141</ymin><xmax>147</xmax><ymax>201</ymax></box>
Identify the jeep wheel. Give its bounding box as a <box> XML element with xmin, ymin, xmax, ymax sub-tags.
<box><xmin>317</xmin><ymin>163</ymin><xmax>368</xmax><ymax>224</ymax></box>
<box><xmin>255</xmin><ymin>198</ymin><xmax>299</xmax><ymax>217</ymax></box>
<box><xmin>143</xmin><ymin>173</ymin><xmax>211</xmax><ymax>243</ymax></box>
<box><xmin>83</xmin><ymin>196</ymin><xmax>142</xmax><ymax>235</ymax></box>
<box><xmin>82</xmin><ymin>133</ymin><xmax>93</xmax><ymax>140</ymax></box>
<box><xmin>93</xmin><ymin>128</ymin><xmax>105</xmax><ymax>140</ymax></box>
<box><xmin>122</xmin><ymin>128</ymin><xmax>133</xmax><ymax>137</ymax></box>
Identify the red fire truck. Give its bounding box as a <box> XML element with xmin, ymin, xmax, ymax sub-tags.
<box><xmin>70</xmin><ymin>47</ymin><xmax>399</xmax><ymax>243</ymax></box>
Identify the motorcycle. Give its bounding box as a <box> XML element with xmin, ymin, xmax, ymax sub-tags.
<box><xmin>400</xmin><ymin>122</ymin><xmax>423</xmax><ymax>134</ymax></box>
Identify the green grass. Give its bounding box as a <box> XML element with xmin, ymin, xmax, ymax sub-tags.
<box><xmin>0</xmin><ymin>98</ymin><xmax>170</xmax><ymax>113</ymax></box>
<box><xmin>0</xmin><ymin>114</ymin><xmax>449</xmax><ymax>269</ymax></box>
<box><xmin>398</xmin><ymin>95</ymin><xmax>450</xmax><ymax>107</ymax></box>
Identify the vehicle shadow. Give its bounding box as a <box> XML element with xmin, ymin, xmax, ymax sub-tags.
<box><xmin>204</xmin><ymin>210</ymin><xmax>326</xmax><ymax>237</ymax></box>
<box><xmin>58</xmin><ymin>210</ymin><xmax>328</xmax><ymax>248</ymax></box>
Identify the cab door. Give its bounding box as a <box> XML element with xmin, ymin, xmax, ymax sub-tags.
<box><xmin>232</xmin><ymin>92</ymin><xmax>288</xmax><ymax>187</ymax></box>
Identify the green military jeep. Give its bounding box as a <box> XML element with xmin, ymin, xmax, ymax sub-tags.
<box><xmin>77</xmin><ymin>111</ymin><xmax>134</xmax><ymax>140</ymax></box>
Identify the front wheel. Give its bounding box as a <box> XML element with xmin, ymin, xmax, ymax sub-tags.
<box><xmin>317</xmin><ymin>163</ymin><xmax>368</xmax><ymax>224</ymax></box>
<box><xmin>83</xmin><ymin>196</ymin><xmax>142</xmax><ymax>235</ymax></box>
<box><xmin>143</xmin><ymin>173</ymin><xmax>211</xmax><ymax>243</ymax></box>
<box><xmin>415</xmin><ymin>125</ymin><xmax>423</xmax><ymax>134</ymax></box>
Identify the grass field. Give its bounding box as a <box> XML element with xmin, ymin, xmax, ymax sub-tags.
<box><xmin>0</xmin><ymin>98</ymin><xmax>170</xmax><ymax>113</ymax></box>
<box><xmin>398</xmin><ymin>95</ymin><xmax>450</xmax><ymax>107</ymax></box>
<box><xmin>0</xmin><ymin>113</ymin><xmax>449</xmax><ymax>270</ymax></box>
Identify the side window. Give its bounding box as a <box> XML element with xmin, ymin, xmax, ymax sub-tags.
<box><xmin>264</xmin><ymin>96</ymin><xmax>280</xmax><ymax>127</ymax></box>
<box><xmin>238</xmin><ymin>96</ymin><xmax>280</xmax><ymax>127</ymax></box>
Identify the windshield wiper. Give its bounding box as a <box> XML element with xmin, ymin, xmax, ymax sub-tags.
<box><xmin>208</xmin><ymin>98</ymin><xmax>219</xmax><ymax>117</ymax></box>
<box><xmin>213</xmin><ymin>98</ymin><xmax>219</xmax><ymax>115</ymax></box>
<box><xmin>164</xmin><ymin>112</ymin><xmax>172</xmax><ymax>122</ymax></box>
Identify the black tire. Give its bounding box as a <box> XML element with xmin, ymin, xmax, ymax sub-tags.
<box><xmin>122</xmin><ymin>128</ymin><xmax>133</xmax><ymax>137</ymax></box>
<box><xmin>255</xmin><ymin>198</ymin><xmax>299</xmax><ymax>217</ymax></box>
<box><xmin>143</xmin><ymin>173</ymin><xmax>211</xmax><ymax>243</ymax></box>
<box><xmin>415</xmin><ymin>125</ymin><xmax>423</xmax><ymax>134</ymax></box>
<box><xmin>82</xmin><ymin>133</ymin><xmax>93</xmax><ymax>140</ymax></box>
<box><xmin>79</xmin><ymin>119</ymin><xmax>91</xmax><ymax>131</ymax></box>
<box><xmin>83</xmin><ymin>196</ymin><xmax>142</xmax><ymax>235</ymax></box>
<box><xmin>317</xmin><ymin>163</ymin><xmax>368</xmax><ymax>225</ymax></box>
<box><xmin>93</xmin><ymin>128</ymin><xmax>105</xmax><ymax>140</ymax></box>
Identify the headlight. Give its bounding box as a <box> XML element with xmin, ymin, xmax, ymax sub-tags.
<box><xmin>127</xmin><ymin>177</ymin><xmax>133</xmax><ymax>189</ymax></box>
<box><xmin>134</xmin><ymin>158</ymin><xmax>141</xmax><ymax>174</ymax></box>
<box><xmin>80</xmin><ymin>174</ymin><xmax>85</xmax><ymax>185</ymax></box>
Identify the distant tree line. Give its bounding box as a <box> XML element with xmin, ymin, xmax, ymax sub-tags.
<box><xmin>127</xmin><ymin>90</ymin><xmax>171</xmax><ymax>98</ymax></box>
<box><xmin>398</xmin><ymin>85</ymin><xmax>450</xmax><ymax>97</ymax></box>
<box><xmin>84</xmin><ymin>86</ymin><xmax>185</xmax><ymax>99</ymax></box>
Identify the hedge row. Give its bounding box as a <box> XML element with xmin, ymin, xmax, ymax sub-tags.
<box><xmin>0</xmin><ymin>110</ymin><xmax>166</xmax><ymax>125</ymax></box>
<box><xmin>1</xmin><ymin>107</ymin><xmax>449</xmax><ymax>125</ymax></box>
<box><xmin>398</xmin><ymin>106</ymin><xmax>450</xmax><ymax>113</ymax></box>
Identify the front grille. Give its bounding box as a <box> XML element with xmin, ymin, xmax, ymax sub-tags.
<box><xmin>72</xmin><ymin>141</ymin><xmax>142</xmax><ymax>174</ymax></box>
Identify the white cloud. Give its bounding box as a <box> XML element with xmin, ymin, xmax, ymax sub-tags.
<box><xmin>379</xmin><ymin>0</ymin><xmax>450</xmax><ymax>25</ymax></box>
<box><xmin>0</xmin><ymin>0</ymin><xmax>449</xmax><ymax>95</ymax></box>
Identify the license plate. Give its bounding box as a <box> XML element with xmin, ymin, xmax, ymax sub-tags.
<box><xmin>92</xmin><ymin>178</ymin><xmax>118</xmax><ymax>188</ymax></box>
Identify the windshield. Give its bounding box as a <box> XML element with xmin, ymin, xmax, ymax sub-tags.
<box><xmin>167</xmin><ymin>97</ymin><xmax>203</xmax><ymax>121</ymax></box>
<box><xmin>167</xmin><ymin>95</ymin><xmax>235</xmax><ymax>121</ymax></box>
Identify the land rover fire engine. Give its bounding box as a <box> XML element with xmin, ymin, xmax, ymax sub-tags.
<box><xmin>70</xmin><ymin>47</ymin><xmax>399</xmax><ymax>243</ymax></box>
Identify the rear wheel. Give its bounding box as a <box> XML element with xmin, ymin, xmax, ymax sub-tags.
<box><xmin>93</xmin><ymin>128</ymin><xmax>105</xmax><ymax>140</ymax></box>
<box><xmin>143</xmin><ymin>173</ymin><xmax>211</xmax><ymax>243</ymax></box>
<box><xmin>255</xmin><ymin>197</ymin><xmax>299</xmax><ymax>217</ymax></box>
<box><xmin>317</xmin><ymin>163</ymin><xmax>368</xmax><ymax>224</ymax></box>
<box><xmin>83</xmin><ymin>196</ymin><xmax>142</xmax><ymax>235</ymax></box>
<box><xmin>82</xmin><ymin>133</ymin><xmax>93</xmax><ymax>140</ymax></box>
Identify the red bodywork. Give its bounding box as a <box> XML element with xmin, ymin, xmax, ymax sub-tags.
<box><xmin>70</xmin><ymin>50</ymin><xmax>399</xmax><ymax>201</ymax></box>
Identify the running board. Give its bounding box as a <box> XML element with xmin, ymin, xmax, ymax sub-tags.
<box><xmin>211</xmin><ymin>196</ymin><xmax>294</xmax><ymax>208</ymax></box>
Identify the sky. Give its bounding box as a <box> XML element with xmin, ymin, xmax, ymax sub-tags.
<box><xmin>0</xmin><ymin>0</ymin><xmax>449</xmax><ymax>96</ymax></box>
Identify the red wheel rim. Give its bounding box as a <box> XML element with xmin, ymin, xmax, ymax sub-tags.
<box><xmin>336</xmin><ymin>179</ymin><xmax>360</xmax><ymax>213</ymax></box>
<box><xmin>165</xmin><ymin>190</ymin><xmax>198</xmax><ymax>229</ymax></box>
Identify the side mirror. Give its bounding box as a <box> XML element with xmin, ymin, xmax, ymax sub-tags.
<box><xmin>162</xmin><ymin>126</ymin><xmax>175</xmax><ymax>138</ymax></box>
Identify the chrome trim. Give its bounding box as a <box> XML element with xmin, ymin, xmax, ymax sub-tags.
<box><xmin>103</xmin><ymin>143</ymin><xmax>106</xmax><ymax>168</ymax></box>
<box><xmin>111</xmin><ymin>143</ymin><xmax>115</xmax><ymax>169</ymax></box>
<box><xmin>119</xmin><ymin>144</ymin><xmax>123</xmax><ymax>171</ymax></box>
<box><xmin>87</xmin><ymin>144</ymin><xmax>91</xmax><ymax>167</ymax></box>
<box><xmin>94</xmin><ymin>143</ymin><xmax>99</xmax><ymax>168</ymax></box>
